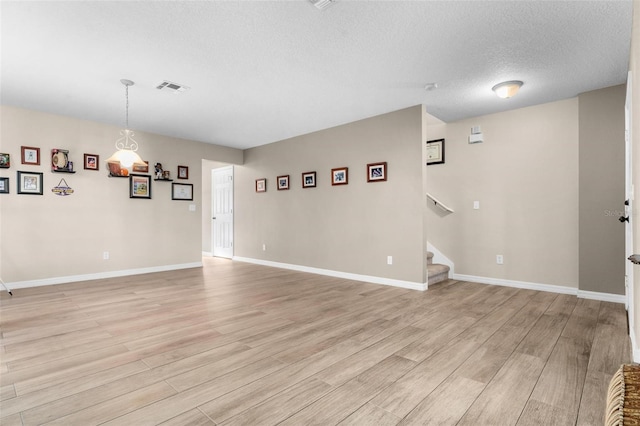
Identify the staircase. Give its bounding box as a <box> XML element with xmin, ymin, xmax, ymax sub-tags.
<box><xmin>427</xmin><ymin>251</ymin><xmax>450</xmax><ymax>286</ymax></box>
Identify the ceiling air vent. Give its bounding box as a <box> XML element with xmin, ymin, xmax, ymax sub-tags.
<box><xmin>309</xmin><ymin>0</ymin><xmax>334</xmax><ymax>10</ymax></box>
<box><xmin>156</xmin><ymin>80</ymin><xmax>190</xmax><ymax>94</ymax></box>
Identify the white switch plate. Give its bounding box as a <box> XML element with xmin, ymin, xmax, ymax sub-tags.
<box><xmin>387</xmin><ymin>256</ymin><xmax>393</xmax><ymax>265</ymax></box>
<box><xmin>262</xmin><ymin>244</ymin><xmax>266</xmax><ymax>251</ymax></box>
<box><xmin>189</xmin><ymin>204</ymin><xmax>196</xmax><ymax>212</ymax></box>
<box><xmin>473</xmin><ymin>201</ymin><xmax>480</xmax><ymax>210</ymax></box>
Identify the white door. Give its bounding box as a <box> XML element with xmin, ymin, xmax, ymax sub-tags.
<box><xmin>212</xmin><ymin>166</ymin><xmax>234</xmax><ymax>258</ymax></box>
<box><xmin>625</xmin><ymin>71</ymin><xmax>634</xmax><ymax>328</ymax></box>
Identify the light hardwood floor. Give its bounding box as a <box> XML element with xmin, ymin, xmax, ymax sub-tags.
<box><xmin>0</xmin><ymin>258</ymin><xmax>631</xmax><ymax>425</ymax></box>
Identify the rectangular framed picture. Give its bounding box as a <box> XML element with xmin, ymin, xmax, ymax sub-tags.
<box><xmin>172</xmin><ymin>183</ymin><xmax>193</xmax><ymax>201</ymax></box>
<box><xmin>331</xmin><ymin>167</ymin><xmax>348</xmax><ymax>186</ymax></box>
<box><xmin>129</xmin><ymin>174</ymin><xmax>152</xmax><ymax>199</ymax></box>
<box><xmin>84</xmin><ymin>153</ymin><xmax>99</xmax><ymax>171</ymax></box>
<box><xmin>256</xmin><ymin>178</ymin><xmax>266</xmax><ymax>193</ymax></box>
<box><xmin>0</xmin><ymin>153</ymin><xmax>10</xmax><ymax>168</ymax></box>
<box><xmin>302</xmin><ymin>171</ymin><xmax>316</xmax><ymax>188</ymax></box>
<box><xmin>132</xmin><ymin>160</ymin><xmax>149</xmax><ymax>173</ymax></box>
<box><xmin>426</xmin><ymin>139</ymin><xmax>445</xmax><ymax>165</ymax></box>
<box><xmin>17</xmin><ymin>171</ymin><xmax>43</xmax><ymax>195</ymax></box>
<box><xmin>367</xmin><ymin>162</ymin><xmax>387</xmax><ymax>182</ymax></box>
<box><xmin>277</xmin><ymin>175</ymin><xmax>289</xmax><ymax>190</ymax></box>
<box><xmin>0</xmin><ymin>177</ymin><xmax>9</xmax><ymax>194</ymax></box>
<box><xmin>21</xmin><ymin>146</ymin><xmax>40</xmax><ymax>165</ymax></box>
<box><xmin>177</xmin><ymin>165</ymin><xmax>189</xmax><ymax>180</ymax></box>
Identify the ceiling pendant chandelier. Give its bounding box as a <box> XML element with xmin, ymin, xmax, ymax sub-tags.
<box><xmin>106</xmin><ymin>79</ymin><xmax>145</xmax><ymax>168</ymax></box>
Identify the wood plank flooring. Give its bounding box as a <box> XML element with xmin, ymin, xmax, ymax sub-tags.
<box><xmin>0</xmin><ymin>257</ymin><xmax>631</xmax><ymax>425</ymax></box>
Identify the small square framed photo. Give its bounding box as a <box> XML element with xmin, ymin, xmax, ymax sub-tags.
<box><xmin>177</xmin><ymin>165</ymin><xmax>189</xmax><ymax>180</ymax></box>
<box><xmin>0</xmin><ymin>177</ymin><xmax>9</xmax><ymax>194</ymax></box>
<box><xmin>0</xmin><ymin>153</ymin><xmax>10</xmax><ymax>168</ymax></box>
<box><xmin>129</xmin><ymin>174</ymin><xmax>152</xmax><ymax>199</ymax></box>
<box><xmin>426</xmin><ymin>138</ymin><xmax>445</xmax><ymax>165</ymax></box>
<box><xmin>17</xmin><ymin>171</ymin><xmax>43</xmax><ymax>195</ymax></box>
<box><xmin>256</xmin><ymin>178</ymin><xmax>266</xmax><ymax>193</ymax></box>
<box><xmin>132</xmin><ymin>161</ymin><xmax>149</xmax><ymax>173</ymax></box>
<box><xmin>302</xmin><ymin>171</ymin><xmax>316</xmax><ymax>188</ymax></box>
<box><xmin>331</xmin><ymin>167</ymin><xmax>348</xmax><ymax>186</ymax></box>
<box><xmin>84</xmin><ymin>154</ymin><xmax>99</xmax><ymax>171</ymax></box>
<box><xmin>277</xmin><ymin>175</ymin><xmax>290</xmax><ymax>190</ymax></box>
<box><xmin>172</xmin><ymin>183</ymin><xmax>193</xmax><ymax>201</ymax></box>
<box><xmin>21</xmin><ymin>146</ymin><xmax>40</xmax><ymax>165</ymax></box>
<box><xmin>367</xmin><ymin>162</ymin><xmax>387</xmax><ymax>182</ymax></box>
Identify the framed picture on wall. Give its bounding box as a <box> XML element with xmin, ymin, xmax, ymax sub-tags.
<box><xmin>331</xmin><ymin>167</ymin><xmax>348</xmax><ymax>185</ymax></box>
<box><xmin>129</xmin><ymin>174</ymin><xmax>152</xmax><ymax>199</ymax></box>
<box><xmin>256</xmin><ymin>178</ymin><xmax>266</xmax><ymax>193</ymax></box>
<box><xmin>21</xmin><ymin>146</ymin><xmax>40</xmax><ymax>165</ymax></box>
<box><xmin>0</xmin><ymin>153</ymin><xmax>10</xmax><ymax>168</ymax></box>
<box><xmin>426</xmin><ymin>139</ymin><xmax>445</xmax><ymax>165</ymax></box>
<box><xmin>302</xmin><ymin>171</ymin><xmax>316</xmax><ymax>188</ymax></box>
<box><xmin>177</xmin><ymin>165</ymin><xmax>189</xmax><ymax>180</ymax></box>
<box><xmin>172</xmin><ymin>183</ymin><xmax>193</xmax><ymax>200</ymax></box>
<box><xmin>84</xmin><ymin>154</ymin><xmax>99</xmax><ymax>171</ymax></box>
<box><xmin>277</xmin><ymin>175</ymin><xmax>289</xmax><ymax>190</ymax></box>
<box><xmin>367</xmin><ymin>162</ymin><xmax>387</xmax><ymax>182</ymax></box>
<box><xmin>0</xmin><ymin>177</ymin><xmax>9</xmax><ymax>194</ymax></box>
<box><xmin>17</xmin><ymin>171</ymin><xmax>43</xmax><ymax>195</ymax></box>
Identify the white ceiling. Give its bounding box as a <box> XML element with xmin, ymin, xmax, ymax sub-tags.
<box><xmin>1</xmin><ymin>1</ymin><xmax>633</xmax><ymax>150</ymax></box>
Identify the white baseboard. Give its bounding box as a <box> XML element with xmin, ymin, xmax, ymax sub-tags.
<box><xmin>453</xmin><ymin>273</ymin><xmax>625</xmax><ymax>304</ymax></box>
<box><xmin>577</xmin><ymin>290</ymin><xmax>626</xmax><ymax>304</ymax></box>
<box><xmin>4</xmin><ymin>262</ymin><xmax>203</xmax><ymax>290</ymax></box>
<box><xmin>233</xmin><ymin>257</ymin><xmax>427</xmax><ymax>291</ymax></box>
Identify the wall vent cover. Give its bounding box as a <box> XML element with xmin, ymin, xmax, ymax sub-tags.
<box><xmin>156</xmin><ymin>81</ymin><xmax>190</xmax><ymax>94</ymax></box>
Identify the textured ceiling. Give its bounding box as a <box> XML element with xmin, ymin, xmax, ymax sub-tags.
<box><xmin>0</xmin><ymin>1</ymin><xmax>633</xmax><ymax>150</ymax></box>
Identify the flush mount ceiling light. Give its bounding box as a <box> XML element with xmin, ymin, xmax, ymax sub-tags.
<box><xmin>491</xmin><ymin>80</ymin><xmax>523</xmax><ymax>99</ymax></box>
<box><xmin>424</xmin><ymin>83</ymin><xmax>438</xmax><ymax>91</ymax></box>
<box><xmin>308</xmin><ymin>0</ymin><xmax>335</xmax><ymax>10</ymax></box>
<box><xmin>106</xmin><ymin>79</ymin><xmax>145</xmax><ymax>168</ymax></box>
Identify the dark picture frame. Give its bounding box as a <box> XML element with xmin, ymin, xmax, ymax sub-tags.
<box><xmin>302</xmin><ymin>171</ymin><xmax>316</xmax><ymax>188</ymax></box>
<box><xmin>17</xmin><ymin>171</ymin><xmax>43</xmax><ymax>195</ymax></box>
<box><xmin>177</xmin><ymin>165</ymin><xmax>189</xmax><ymax>180</ymax></box>
<box><xmin>84</xmin><ymin>153</ymin><xmax>99</xmax><ymax>171</ymax></box>
<box><xmin>0</xmin><ymin>153</ymin><xmax>10</xmax><ymax>168</ymax></box>
<box><xmin>129</xmin><ymin>174</ymin><xmax>152</xmax><ymax>199</ymax></box>
<box><xmin>426</xmin><ymin>139</ymin><xmax>445</xmax><ymax>165</ymax></box>
<box><xmin>21</xmin><ymin>146</ymin><xmax>40</xmax><ymax>165</ymax></box>
<box><xmin>256</xmin><ymin>178</ymin><xmax>266</xmax><ymax>193</ymax></box>
<box><xmin>0</xmin><ymin>177</ymin><xmax>9</xmax><ymax>193</ymax></box>
<box><xmin>367</xmin><ymin>162</ymin><xmax>387</xmax><ymax>182</ymax></box>
<box><xmin>277</xmin><ymin>175</ymin><xmax>290</xmax><ymax>190</ymax></box>
<box><xmin>331</xmin><ymin>167</ymin><xmax>348</xmax><ymax>186</ymax></box>
<box><xmin>172</xmin><ymin>183</ymin><xmax>193</xmax><ymax>200</ymax></box>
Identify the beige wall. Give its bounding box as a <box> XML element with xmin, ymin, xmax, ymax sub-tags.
<box><xmin>0</xmin><ymin>106</ymin><xmax>242</xmax><ymax>284</ymax></box>
<box><xmin>426</xmin><ymin>99</ymin><xmax>580</xmax><ymax>288</ymax></box>
<box><xmin>631</xmin><ymin>0</ymin><xmax>640</xmax><ymax>358</ymax></box>
<box><xmin>234</xmin><ymin>105</ymin><xmax>427</xmax><ymax>284</ymax></box>
<box><xmin>579</xmin><ymin>85</ymin><xmax>626</xmax><ymax>295</ymax></box>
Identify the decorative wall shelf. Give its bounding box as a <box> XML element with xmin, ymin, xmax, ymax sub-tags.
<box><xmin>53</xmin><ymin>169</ymin><xmax>76</xmax><ymax>174</ymax></box>
<box><xmin>154</xmin><ymin>178</ymin><xmax>173</xmax><ymax>182</ymax></box>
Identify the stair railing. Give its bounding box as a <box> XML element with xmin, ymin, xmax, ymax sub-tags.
<box><xmin>426</xmin><ymin>193</ymin><xmax>454</xmax><ymax>213</ymax></box>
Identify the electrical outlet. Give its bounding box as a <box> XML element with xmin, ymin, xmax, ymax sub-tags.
<box><xmin>473</xmin><ymin>201</ymin><xmax>480</xmax><ymax>210</ymax></box>
<box><xmin>496</xmin><ymin>255</ymin><xmax>503</xmax><ymax>265</ymax></box>
<box><xmin>262</xmin><ymin>244</ymin><xmax>266</xmax><ymax>251</ymax></box>
<box><xmin>103</xmin><ymin>251</ymin><xmax>110</xmax><ymax>260</ymax></box>
<box><xmin>387</xmin><ymin>256</ymin><xmax>393</xmax><ymax>265</ymax></box>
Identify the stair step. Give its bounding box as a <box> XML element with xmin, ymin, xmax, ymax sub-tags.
<box><xmin>427</xmin><ymin>251</ymin><xmax>434</xmax><ymax>265</ymax></box>
<box><xmin>428</xmin><ymin>263</ymin><xmax>450</xmax><ymax>286</ymax></box>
